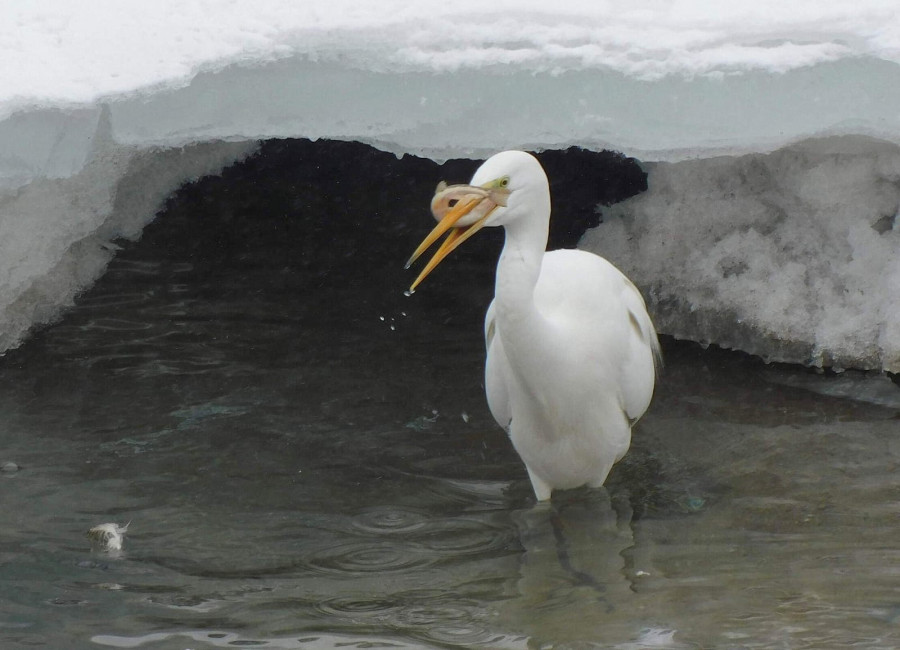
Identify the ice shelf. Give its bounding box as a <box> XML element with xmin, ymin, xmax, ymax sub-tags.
<box><xmin>2</xmin><ymin>2</ymin><xmax>900</xmax><ymax>370</ymax></box>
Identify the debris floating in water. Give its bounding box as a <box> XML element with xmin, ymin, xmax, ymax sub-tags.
<box><xmin>1</xmin><ymin>461</ymin><xmax>19</xmax><ymax>473</ymax></box>
<box><xmin>87</xmin><ymin>522</ymin><xmax>130</xmax><ymax>553</ymax></box>
<box><xmin>405</xmin><ymin>409</ymin><xmax>439</xmax><ymax>431</ymax></box>
<box><xmin>681</xmin><ymin>496</ymin><xmax>707</xmax><ymax>513</ymax></box>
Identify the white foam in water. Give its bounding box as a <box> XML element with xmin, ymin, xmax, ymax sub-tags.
<box><xmin>614</xmin><ymin>627</ymin><xmax>686</xmax><ymax>649</ymax></box>
<box><xmin>2</xmin><ymin>1</ymin><xmax>900</xmax><ymax>369</ymax></box>
<box><xmin>90</xmin><ymin>630</ymin><xmax>458</xmax><ymax>649</ymax></box>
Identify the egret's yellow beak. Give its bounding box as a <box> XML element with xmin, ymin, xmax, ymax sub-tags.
<box><xmin>406</xmin><ymin>180</ymin><xmax>510</xmax><ymax>292</ymax></box>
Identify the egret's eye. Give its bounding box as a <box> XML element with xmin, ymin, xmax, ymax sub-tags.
<box><xmin>448</xmin><ymin>198</ymin><xmax>459</xmax><ymax>208</ymax></box>
<box><xmin>499</xmin><ymin>177</ymin><xmax>510</xmax><ymax>188</ymax></box>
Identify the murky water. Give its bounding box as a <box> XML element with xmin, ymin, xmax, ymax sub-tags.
<box><xmin>3</xmin><ymin>143</ymin><xmax>900</xmax><ymax>649</ymax></box>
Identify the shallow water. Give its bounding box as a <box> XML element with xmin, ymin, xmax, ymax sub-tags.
<box><xmin>3</xmin><ymin>145</ymin><xmax>900</xmax><ymax>649</ymax></box>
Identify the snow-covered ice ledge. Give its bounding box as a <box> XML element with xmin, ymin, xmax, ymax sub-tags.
<box><xmin>2</xmin><ymin>3</ymin><xmax>900</xmax><ymax>371</ymax></box>
<box><xmin>584</xmin><ymin>136</ymin><xmax>900</xmax><ymax>372</ymax></box>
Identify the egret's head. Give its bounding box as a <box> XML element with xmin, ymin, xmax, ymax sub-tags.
<box><xmin>406</xmin><ymin>150</ymin><xmax>550</xmax><ymax>292</ymax></box>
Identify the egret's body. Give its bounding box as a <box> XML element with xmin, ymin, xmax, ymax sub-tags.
<box><xmin>407</xmin><ymin>151</ymin><xmax>660</xmax><ymax>501</ymax></box>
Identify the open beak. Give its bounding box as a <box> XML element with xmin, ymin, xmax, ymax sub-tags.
<box><xmin>405</xmin><ymin>182</ymin><xmax>509</xmax><ymax>292</ymax></box>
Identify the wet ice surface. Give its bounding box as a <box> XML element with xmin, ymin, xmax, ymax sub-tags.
<box><xmin>2</xmin><ymin>146</ymin><xmax>900</xmax><ymax>649</ymax></box>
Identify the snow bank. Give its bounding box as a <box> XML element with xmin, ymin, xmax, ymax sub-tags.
<box><xmin>5</xmin><ymin>1</ymin><xmax>900</xmax><ymax>160</ymax></box>
<box><xmin>583</xmin><ymin>136</ymin><xmax>900</xmax><ymax>372</ymax></box>
<box><xmin>5</xmin><ymin>1</ymin><xmax>900</xmax><ymax>108</ymax></box>
<box><xmin>2</xmin><ymin>1</ymin><xmax>900</xmax><ymax>369</ymax></box>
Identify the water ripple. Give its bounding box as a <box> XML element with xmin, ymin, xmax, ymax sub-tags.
<box><xmin>397</xmin><ymin>599</ymin><xmax>515</xmax><ymax>647</ymax></box>
<box><xmin>397</xmin><ymin>602</ymin><xmax>473</xmax><ymax>627</ymax></box>
<box><xmin>304</xmin><ymin>540</ymin><xmax>433</xmax><ymax>577</ymax></box>
<box><xmin>315</xmin><ymin>595</ymin><xmax>401</xmax><ymax>620</ymax></box>
<box><xmin>74</xmin><ymin>291</ymin><xmax>152</xmax><ymax>308</ymax></box>
<box><xmin>91</xmin><ymin>630</ymin><xmax>433</xmax><ymax>649</ymax></box>
<box><xmin>416</xmin><ymin>518</ymin><xmax>514</xmax><ymax>556</ymax></box>
<box><xmin>350</xmin><ymin>506</ymin><xmax>514</xmax><ymax>560</ymax></box>
<box><xmin>425</xmin><ymin>624</ymin><xmax>517</xmax><ymax>646</ymax></box>
<box><xmin>84</xmin><ymin>318</ymin><xmax>155</xmax><ymax>332</ymax></box>
<box><xmin>350</xmin><ymin>506</ymin><xmax>429</xmax><ymax>535</ymax></box>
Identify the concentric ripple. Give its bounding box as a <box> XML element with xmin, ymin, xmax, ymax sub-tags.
<box><xmin>397</xmin><ymin>603</ymin><xmax>472</xmax><ymax>627</ymax></box>
<box><xmin>397</xmin><ymin>599</ymin><xmax>509</xmax><ymax>646</ymax></box>
<box><xmin>424</xmin><ymin>624</ymin><xmax>516</xmax><ymax>646</ymax></box>
<box><xmin>304</xmin><ymin>540</ymin><xmax>433</xmax><ymax>577</ymax></box>
<box><xmin>351</xmin><ymin>506</ymin><xmax>430</xmax><ymax>535</ymax></box>
<box><xmin>315</xmin><ymin>595</ymin><xmax>402</xmax><ymax>620</ymax></box>
<box><xmin>416</xmin><ymin>518</ymin><xmax>514</xmax><ymax>556</ymax></box>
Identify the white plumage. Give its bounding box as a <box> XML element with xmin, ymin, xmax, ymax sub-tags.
<box><xmin>408</xmin><ymin>150</ymin><xmax>661</xmax><ymax>501</ymax></box>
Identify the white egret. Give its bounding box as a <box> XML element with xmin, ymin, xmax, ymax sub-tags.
<box><xmin>407</xmin><ymin>151</ymin><xmax>661</xmax><ymax>501</ymax></box>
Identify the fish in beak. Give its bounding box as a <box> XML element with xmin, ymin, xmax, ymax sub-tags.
<box><xmin>406</xmin><ymin>180</ymin><xmax>510</xmax><ymax>292</ymax></box>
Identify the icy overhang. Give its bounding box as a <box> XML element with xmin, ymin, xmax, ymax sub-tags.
<box><xmin>2</xmin><ymin>3</ymin><xmax>900</xmax><ymax>371</ymax></box>
<box><xmin>7</xmin><ymin>55</ymin><xmax>900</xmax><ymax>172</ymax></box>
<box><xmin>6</xmin><ymin>0</ymin><xmax>900</xmax><ymax>163</ymax></box>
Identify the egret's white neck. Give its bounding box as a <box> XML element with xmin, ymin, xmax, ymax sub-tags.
<box><xmin>494</xmin><ymin>201</ymin><xmax>552</xmax><ymax>350</ymax></box>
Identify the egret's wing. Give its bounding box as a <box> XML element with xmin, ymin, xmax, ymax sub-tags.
<box><xmin>618</xmin><ymin>276</ymin><xmax>661</xmax><ymax>423</ymax></box>
<box><xmin>484</xmin><ymin>300</ymin><xmax>512</xmax><ymax>431</ymax></box>
<box><xmin>535</xmin><ymin>250</ymin><xmax>660</xmax><ymax>426</ymax></box>
<box><xmin>484</xmin><ymin>300</ymin><xmax>498</xmax><ymax>350</ymax></box>
<box><xmin>621</xmin><ymin>277</ymin><xmax>663</xmax><ymax>376</ymax></box>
